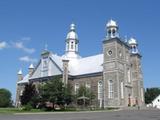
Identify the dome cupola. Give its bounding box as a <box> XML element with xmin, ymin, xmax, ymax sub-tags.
<box><xmin>106</xmin><ymin>19</ymin><xmax>118</xmax><ymax>28</ymax></box>
<box><xmin>128</xmin><ymin>37</ymin><xmax>137</xmax><ymax>45</ymax></box>
<box><xmin>66</xmin><ymin>23</ymin><xmax>78</xmax><ymax>40</ymax></box>
<box><xmin>106</xmin><ymin>19</ymin><xmax>119</xmax><ymax>39</ymax></box>
<box><xmin>65</xmin><ymin>23</ymin><xmax>79</xmax><ymax>59</ymax></box>
<box><xmin>128</xmin><ymin>37</ymin><xmax>139</xmax><ymax>54</ymax></box>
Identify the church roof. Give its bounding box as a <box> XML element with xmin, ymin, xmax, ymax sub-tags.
<box><xmin>18</xmin><ymin>52</ymin><xmax>103</xmax><ymax>84</ymax></box>
<box><xmin>50</xmin><ymin>53</ymin><xmax>63</xmax><ymax>70</ymax></box>
<box><xmin>50</xmin><ymin>53</ymin><xmax>103</xmax><ymax>76</ymax></box>
<box><xmin>17</xmin><ymin>23</ymin><xmax>104</xmax><ymax>84</ymax></box>
<box><xmin>29</xmin><ymin>53</ymin><xmax>63</xmax><ymax>80</ymax></box>
<box><xmin>69</xmin><ymin>54</ymin><xmax>103</xmax><ymax>75</ymax></box>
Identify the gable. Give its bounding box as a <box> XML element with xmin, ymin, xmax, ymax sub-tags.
<box><xmin>48</xmin><ymin>57</ymin><xmax>62</xmax><ymax>76</ymax></box>
<box><xmin>30</xmin><ymin>55</ymin><xmax>62</xmax><ymax>80</ymax></box>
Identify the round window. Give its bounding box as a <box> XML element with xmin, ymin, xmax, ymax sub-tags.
<box><xmin>108</xmin><ymin>50</ymin><xmax>112</xmax><ymax>56</ymax></box>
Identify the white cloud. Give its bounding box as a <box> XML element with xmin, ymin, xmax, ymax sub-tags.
<box><xmin>19</xmin><ymin>56</ymin><xmax>37</xmax><ymax>63</ymax></box>
<box><xmin>0</xmin><ymin>41</ymin><xmax>7</xmax><ymax>50</ymax></box>
<box><xmin>14</xmin><ymin>42</ymin><xmax>35</xmax><ymax>54</ymax></box>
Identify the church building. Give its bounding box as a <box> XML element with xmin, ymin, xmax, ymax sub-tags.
<box><xmin>16</xmin><ymin>20</ymin><xmax>144</xmax><ymax>108</ymax></box>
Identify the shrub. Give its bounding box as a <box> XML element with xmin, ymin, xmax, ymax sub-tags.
<box><xmin>22</xmin><ymin>103</ymin><xmax>33</xmax><ymax>111</ymax></box>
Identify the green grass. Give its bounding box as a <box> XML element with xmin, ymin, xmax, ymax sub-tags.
<box><xmin>0</xmin><ymin>108</ymin><xmax>21</xmax><ymax>114</ymax></box>
<box><xmin>0</xmin><ymin>108</ymin><xmax>43</xmax><ymax>114</ymax></box>
<box><xmin>0</xmin><ymin>107</ymin><xmax>119</xmax><ymax>114</ymax></box>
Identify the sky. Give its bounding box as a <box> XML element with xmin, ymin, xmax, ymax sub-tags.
<box><xmin>0</xmin><ymin>0</ymin><xmax>160</xmax><ymax>101</ymax></box>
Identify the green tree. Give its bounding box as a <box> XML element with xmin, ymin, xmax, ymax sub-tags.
<box><xmin>64</xmin><ymin>83</ymin><xmax>74</xmax><ymax>105</ymax></box>
<box><xmin>20</xmin><ymin>83</ymin><xmax>38</xmax><ymax>108</ymax></box>
<box><xmin>76</xmin><ymin>85</ymin><xmax>95</xmax><ymax>106</ymax></box>
<box><xmin>145</xmin><ymin>88</ymin><xmax>160</xmax><ymax>104</ymax></box>
<box><xmin>0</xmin><ymin>88</ymin><xmax>12</xmax><ymax>107</ymax></box>
<box><xmin>38</xmin><ymin>76</ymin><xmax>73</xmax><ymax>110</ymax></box>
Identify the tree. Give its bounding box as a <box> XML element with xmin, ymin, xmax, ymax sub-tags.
<box><xmin>38</xmin><ymin>76</ymin><xmax>73</xmax><ymax>110</ymax></box>
<box><xmin>20</xmin><ymin>83</ymin><xmax>38</xmax><ymax>108</ymax></box>
<box><xmin>0</xmin><ymin>88</ymin><xmax>12</xmax><ymax>107</ymax></box>
<box><xmin>145</xmin><ymin>88</ymin><xmax>160</xmax><ymax>104</ymax></box>
<box><xmin>76</xmin><ymin>85</ymin><xmax>95</xmax><ymax>106</ymax></box>
<box><xmin>64</xmin><ymin>83</ymin><xmax>74</xmax><ymax>105</ymax></box>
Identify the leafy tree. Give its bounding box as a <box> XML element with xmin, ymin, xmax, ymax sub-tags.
<box><xmin>64</xmin><ymin>83</ymin><xmax>74</xmax><ymax>105</ymax></box>
<box><xmin>145</xmin><ymin>88</ymin><xmax>160</xmax><ymax>104</ymax></box>
<box><xmin>76</xmin><ymin>85</ymin><xmax>95</xmax><ymax>106</ymax></box>
<box><xmin>20</xmin><ymin>83</ymin><xmax>38</xmax><ymax>108</ymax></box>
<box><xmin>38</xmin><ymin>76</ymin><xmax>73</xmax><ymax>110</ymax></box>
<box><xmin>0</xmin><ymin>88</ymin><xmax>12</xmax><ymax>107</ymax></box>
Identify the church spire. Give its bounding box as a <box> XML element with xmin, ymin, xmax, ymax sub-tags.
<box><xmin>65</xmin><ymin>23</ymin><xmax>79</xmax><ymax>59</ymax></box>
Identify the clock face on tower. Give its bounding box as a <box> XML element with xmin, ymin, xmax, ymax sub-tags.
<box><xmin>108</xmin><ymin>50</ymin><xmax>112</xmax><ymax>56</ymax></box>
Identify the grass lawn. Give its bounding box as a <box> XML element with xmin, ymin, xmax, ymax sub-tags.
<box><xmin>0</xmin><ymin>107</ymin><xmax>118</xmax><ymax>114</ymax></box>
<box><xmin>0</xmin><ymin>108</ymin><xmax>43</xmax><ymax>114</ymax></box>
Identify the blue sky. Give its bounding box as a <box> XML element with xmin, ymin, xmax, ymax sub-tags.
<box><xmin>0</xmin><ymin>0</ymin><xmax>160</xmax><ymax>100</ymax></box>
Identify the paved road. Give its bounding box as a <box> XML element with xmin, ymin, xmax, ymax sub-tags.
<box><xmin>0</xmin><ymin>109</ymin><xmax>160</xmax><ymax>120</ymax></box>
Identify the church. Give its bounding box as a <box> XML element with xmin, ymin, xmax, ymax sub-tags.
<box><xmin>16</xmin><ymin>19</ymin><xmax>144</xmax><ymax>108</ymax></box>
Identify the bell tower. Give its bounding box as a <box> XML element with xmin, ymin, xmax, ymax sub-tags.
<box><xmin>103</xmin><ymin>19</ymin><xmax>132</xmax><ymax>107</ymax></box>
<box><xmin>103</xmin><ymin>19</ymin><xmax>122</xmax><ymax>107</ymax></box>
<box><xmin>128</xmin><ymin>38</ymin><xmax>139</xmax><ymax>54</ymax></box>
<box><xmin>65</xmin><ymin>23</ymin><xmax>79</xmax><ymax>59</ymax></box>
<box><xmin>106</xmin><ymin>19</ymin><xmax>119</xmax><ymax>39</ymax></box>
<box><xmin>128</xmin><ymin>38</ymin><xmax>144</xmax><ymax>106</ymax></box>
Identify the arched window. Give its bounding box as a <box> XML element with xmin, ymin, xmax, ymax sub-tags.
<box><xmin>127</xmin><ymin>68</ymin><xmax>131</xmax><ymax>83</ymax></box>
<box><xmin>20</xmin><ymin>90</ymin><xmax>23</xmax><ymax>96</ymax></box>
<box><xmin>108</xmin><ymin>80</ymin><xmax>114</xmax><ymax>98</ymax></box>
<box><xmin>108</xmin><ymin>29</ymin><xmax>111</xmax><ymax>34</ymax></box>
<box><xmin>85</xmin><ymin>82</ymin><xmax>91</xmax><ymax>89</ymax></box>
<box><xmin>71</xmin><ymin>42</ymin><xmax>74</xmax><ymax>49</ymax></box>
<box><xmin>121</xmin><ymin>82</ymin><xmax>124</xmax><ymax>99</ymax></box>
<box><xmin>98</xmin><ymin>80</ymin><xmax>103</xmax><ymax>100</ymax></box>
<box><xmin>112</xmin><ymin>29</ymin><xmax>116</xmax><ymax>36</ymax></box>
<box><xmin>75</xmin><ymin>83</ymin><xmax>79</xmax><ymax>94</ymax></box>
<box><xmin>141</xmin><ymin>88</ymin><xmax>144</xmax><ymax>102</ymax></box>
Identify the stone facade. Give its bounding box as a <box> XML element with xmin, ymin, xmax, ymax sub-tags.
<box><xmin>15</xmin><ymin>20</ymin><xmax>144</xmax><ymax>108</ymax></box>
<box><xmin>103</xmin><ymin>38</ymin><xmax>132</xmax><ymax>107</ymax></box>
<box><xmin>131</xmin><ymin>54</ymin><xmax>144</xmax><ymax>106</ymax></box>
<box><xmin>69</xmin><ymin>73</ymin><xmax>103</xmax><ymax>107</ymax></box>
<box><xmin>101</xmin><ymin>20</ymin><xmax>144</xmax><ymax>107</ymax></box>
